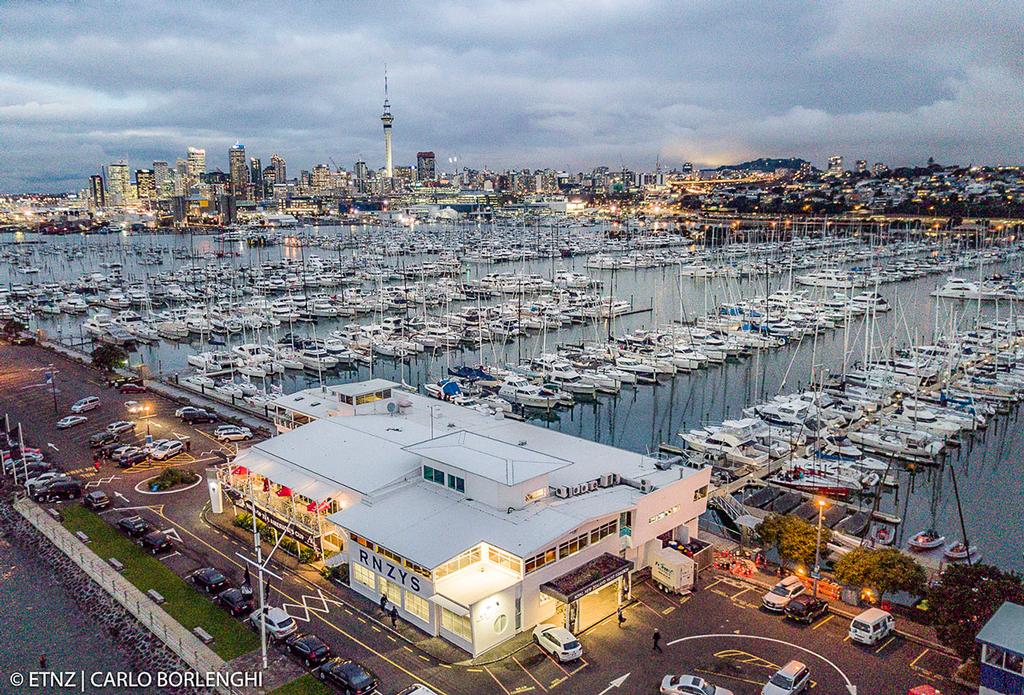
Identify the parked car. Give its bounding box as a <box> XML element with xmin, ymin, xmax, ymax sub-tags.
<box><xmin>848</xmin><ymin>608</ymin><xmax>895</xmax><ymax>646</ymax></box>
<box><xmin>761</xmin><ymin>660</ymin><xmax>810</xmax><ymax>695</ymax></box>
<box><xmin>32</xmin><ymin>479</ymin><xmax>82</xmax><ymax>502</ymax></box>
<box><xmin>762</xmin><ymin>576</ymin><xmax>806</xmax><ymax>612</ymax></box>
<box><xmin>10</xmin><ymin>334</ymin><xmax>36</xmax><ymax>345</ymax></box>
<box><xmin>285</xmin><ymin>633</ymin><xmax>333</xmax><ymax>667</ymax></box>
<box><xmin>25</xmin><ymin>471</ymin><xmax>67</xmax><ymax>495</ymax></box>
<box><xmin>182</xmin><ymin>409</ymin><xmax>218</xmax><ymax>424</ymax></box>
<box><xmin>215</xmin><ymin>587</ymin><xmax>254</xmax><ymax>617</ymax></box>
<box><xmin>316</xmin><ymin>658</ymin><xmax>378</xmax><ymax>694</ymax></box>
<box><xmin>96</xmin><ymin>441</ymin><xmax>125</xmax><ymax>459</ymax></box>
<box><xmin>118</xmin><ymin>382</ymin><xmax>147</xmax><ymax>394</ymax></box>
<box><xmin>150</xmin><ymin>439</ymin><xmax>184</xmax><ymax>461</ymax></box>
<box><xmin>9</xmin><ymin>461</ymin><xmax>54</xmax><ymax>479</ymax></box>
<box><xmin>784</xmin><ymin>595</ymin><xmax>829</xmax><ymax>624</ymax></box>
<box><xmin>56</xmin><ymin>415</ymin><xmax>88</xmax><ymax>429</ymax></box>
<box><xmin>106</xmin><ymin>420</ymin><xmax>136</xmax><ymax>435</ymax></box>
<box><xmin>88</xmin><ymin>431</ymin><xmax>119</xmax><ymax>448</ymax></box>
<box><xmin>110</xmin><ymin>445</ymin><xmax>140</xmax><ymax>462</ymax></box>
<box><xmin>661</xmin><ymin>674</ymin><xmax>734</xmax><ymax>695</ymax></box>
<box><xmin>174</xmin><ymin>406</ymin><xmax>203</xmax><ymax>419</ymax></box>
<box><xmin>124</xmin><ymin>400</ymin><xmax>144</xmax><ymax>415</ymax></box>
<box><xmin>213</xmin><ymin>425</ymin><xmax>253</xmax><ymax>442</ymax></box>
<box><xmin>70</xmin><ymin>396</ymin><xmax>101</xmax><ymax>413</ymax></box>
<box><xmin>117</xmin><ymin>449</ymin><xmax>149</xmax><ymax>467</ymax></box>
<box><xmin>83</xmin><ymin>490</ymin><xmax>111</xmax><ymax>510</ymax></box>
<box><xmin>532</xmin><ymin>624</ymin><xmax>583</xmax><ymax>662</ymax></box>
<box><xmin>190</xmin><ymin>567</ymin><xmax>228</xmax><ymax>593</ymax></box>
<box><xmin>117</xmin><ymin>516</ymin><xmax>151</xmax><ymax>537</ymax></box>
<box><xmin>140</xmin><ymin>530</ymin><xmax>172</xmax><ymax>554</ymax></box>
<box><xmin>249</xmin><ymin>606</ymin><xmax>297</xmax><ymax>641</ymax></box>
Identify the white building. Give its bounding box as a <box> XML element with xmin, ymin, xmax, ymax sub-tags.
<box><xmin>221</xmin><ymin>380</ymin><xmax>711</xmax><ymax>657</ymax></box>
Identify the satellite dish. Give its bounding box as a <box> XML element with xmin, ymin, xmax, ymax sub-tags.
<box><xmin>387</xmin><ymin>401</ymin><xmax>399</xmax><ymax>414</ymax></box>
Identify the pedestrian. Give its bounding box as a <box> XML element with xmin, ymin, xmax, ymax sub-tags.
<box><xmin>93</xmin><ymin>459</ymin><xmax>100</xmax><ymax>473</ymax></box>
<box><xmin>379</xmin><ymin>593</ymin><xmax>388</xmax><ymax>613</ymax></box>
<box><xmin>652</xmin><ymin>629</ymin><xmax>663</xmax><ymax>653</ymax></box>
<box><xmin>617</xmin><ymin>607</ymin><xmax>626</xmax><ymax>628</ymax></box>
<box><xmin>185</xmin><ymin>438</ymin><xmax>192</xmax><ymax>452</ymax></box>
<box><xmin>389</xmin><ymin>605</ymin><xmax>398</xmax><ymax>628</ymax></box>
<box><xmin>39</xmin><ymin>653</ymin><xmax>47</xmax><ymax>669</ymax></box>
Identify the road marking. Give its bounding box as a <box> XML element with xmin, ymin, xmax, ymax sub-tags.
<box><xmin>909</xmin><ymin>648</ymin><xmax>929</xmax><ymax>669</ymax></box>
<box><xmin>875</xmin><ymin>636</ymin><xmax>896</xmax><ymax>654</ymax></box>
<box><xmin>811</xmin><ymin>615</ymin><xmax>834</xmax><ymax>630</ymax></box>
<box><xmin>730</xmin><ymin>587</ymin><xmax>750</xmax><ymax>599</ymax></box>
<box><xmin>512</xmin><ymin>655</ymin><xmax>547</xmax><ymax>692</ymax></box>
<box><xmin>484</xmin><ymin>666</ymin><xmax>512</xmax><ymax>695</ymax></box>
<box><xmin>696</xmin><ymin>669</ymin><xmax>767</xmax><ymax>687</ymax></box>
<box><xmin>704</xmin><ymin>578</ymin><xmax>724</xmax><ymax>590</ymax></box>
<box><xmin>47</xmin><ymin>443</ymin><xmax>60</xmax><ymax>452</ymax></box>
<box><xmin>162</xmin><ymin>527</ymin><xmax>183</xmax><ymax>543</ymax></box>
<box><xmin>843</xmin><ymin>635</ymin><xmax>851</xmax><ymax>642</ymax></box>
<box><xmin>633</xmin><ymin>597</ymin><xmax>663</xmax><ymax>618</ymax></box>
<box><xmin>661</xmin><ymin>606</ymin><xmax>675</xmax><ymax>615</ymax></box>
<box><xmin>540</xmin><ymin>647</ymin><xmax>572</xmax><ymax>676</ymax></box>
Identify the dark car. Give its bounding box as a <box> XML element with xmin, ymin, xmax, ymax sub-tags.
<box><xmin>784</xmin><ymin>595</ymin><xmax>830</xmax><ymax>624</ymax></box>
<box><xmin>108</xmin><ymin>376</ymin><xmax>141</xmax><ymax>389</ymax></box>
<box><xmin>83</xmin><ymin>490</ymin><xmax>111</xmax><ymax>510</ymax></box>
<box><xmin>190</xmin><ymin>567</ymin><xmax>228</xmax><ymax>593</ymax></box>
<box><xmin>118</xmin><ymin>382</ymin><xmax>147</xmax><ymax>394</ymax></box>
<box><xmin>317</xmin><ymin>658</ymin><xmax>378</xmax><ymax>694</ymax></box>
<box><xmin>182</xmin><ymin>409</ymin><xmax>218</xmax><ymax>424</ymax></box>
<box><xmin>97</xmin><ymin>441</ymin><xmax>125</xmax><ymax>459</ymax></box>
<box><xmin>285</xmin><ymin>633</ymin><xmax>332</xmax><ymax>667</ymax></box>
<box><xmin>140</xmin><ymin>530</ymin><xmax>172</xmax><ymax>554</ymax></box>
<box><xmin>18</xmin><ymin>461</ymin><xmax>55</xmax><ymax>478</ymax></box>
<box><xmin>10</xmin><ymin>334</ymin><xmax>36</xmax><ymax>345</ymax></box>
<box><xmin>117</xmin><ymin>449</ymin><xmax>149</xmax><ymax>467</ymax></box>
<box><xmin>89</xmin><ymin>431</ymin><xmax>119</xmax><ymax>448</ymax></box>
<box><xmin>32</xmin><ymin>479</ymin><xmax>82</xmax><ymax>502</ymax></box>
<box><xmin>215</xmin><ymin>587</ymin><xmax>254</xmax><ymax>617</ymax></box>
<box><xmin>117</xmin><ymin>516</ymin><xmax>151</xmax><ymax>537</ymax></box>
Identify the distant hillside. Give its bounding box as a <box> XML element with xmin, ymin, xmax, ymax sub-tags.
<box><xmin>715</xmin><ymin>158</ymin><xmax>811</xmax><ymax>172</ymax></box>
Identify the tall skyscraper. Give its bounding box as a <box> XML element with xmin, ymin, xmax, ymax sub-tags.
<box><xmin>187</xmin><ymin>147</ymin><xmax>206</xmax><ymax>183</ymax></box>
<box><xmin>416</xmin><ymin>151</ymin><xmax>436</xmax><ymax>182</ymax></box>
<box><xmin>311</xmin><ymin>164</ymin><xmax>331</xmax><ymax>193</ymax></box>
<box><xmin>250</xmin><ymin>157</ymin><xmax>263</xmax><ymax>199</ymax></box>
<box><xmin>152</xmin><ymin>161</ymin><xmax>170</xmax><ymax>198</ymax></box>
<box><xmin>353</xmin><ymin>160</ymin><xmax>369</xmax><ymax>194</ymax></box>
<box><xmin>89</xmin><ymin>174</ymin><xmax>106</xmax><ymax>208</ymax></box>
<box><xmin>381</xmin><ymin>70</ymin><xmax>394</xmax><ymax>178</ymax></box>
<box><xmin>135</xmin><ymin>169</ymin><xmax>156</xmax><ymax>200</ymax></box>
<box><xmin>271</xmin><ymin>154</ymin><xmax>286</xmax><ymax>185</ymax></box>
<box><xmin>106</xmin><ymin>161</ymin><xmax>130</xmax><ymax>205</ymax></box>
<box><xmin>827</xmin><ymin>155</ymin><xmax>844</xmax><ymax>176</ymax></box>
<box><xmin>228</xmin><ymin>143</ymin><xmax>248</xmax><ymax>197</ymax></box>
<box><xmin>174</xmin><ymin>158</ymin><xmax>189</xmax><ymax>196</ymax></box>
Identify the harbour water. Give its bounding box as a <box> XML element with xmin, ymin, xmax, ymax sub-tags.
<box><xmin>3</xmin><ymin>226</ymin><xmax>1022</xmax><ymax>571</ymax></box>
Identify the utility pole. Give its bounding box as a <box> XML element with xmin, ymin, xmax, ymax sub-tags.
<box><xmin>812</xmin><ymin>498</ymin><xmax>826</xmax><ymax>598</ymax></box>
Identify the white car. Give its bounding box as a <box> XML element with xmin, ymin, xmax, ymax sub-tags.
<box><xmin>761</xmin><ymin>660</ymin><xmax>810</xmax><ymax>695</ymax></box>
<box><xmin>396</xmin><ymin>686</ymin><xmax>441</xmax><ymax>695</ymax></box>
<box><xmin>214</xmin><ymin>425</ymin><xmax>253</xmax><ymax>442</ymax></box>
<box><xmin>25</xmin><ymin>472</ymin><xmax>67</xmax><ymax>495</ymax></box>
<box><xmin>57</xmin><ymin>415</ymin><xmax>88</xmax><ymax>429</ymax></box>
<box><xmin>249</xmin><ymin>606</ymin><xmax>297</xmax><ymax>640</ymax></box>
<box><xmin>762</xmin><ymin>575</ymin><xmax>805</xmax><ymax>612</ymax></box>
<box><xmin>70</xmin><ymin>396</ymin><xmax>101</xmax><ymax>413</ymax></box>
<box><xmin>150</xmin><ymin>439</ymin><xmax>184</xmax><ymax>461</ymax></box>
<box><xmin>661</xmin><ymin>675</ymin><xmax>734</xmax><ymax>695</ymax></box>
<box><xmin>532</xmin><ymin>624</ymin><xmax>582</xmax><ymax>662</ymax></box>
<box><xmin>106</xmin><ymin>420</ymin><xmax>136</xmax><ymax>435</ymax></box>
<box><xmin>125</xmin><ymin>400</ymin><xmax>144</xmax><ymax>415</ymax></box>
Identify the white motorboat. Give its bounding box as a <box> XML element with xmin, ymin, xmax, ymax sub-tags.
<box><xmin>907</xmin><ymin>530</ymin><xmax>945</xmax><ymax>551</ymax></box>
<box><xmin>497</xmin><ymin>376</ymin><xmax>564</xmax><ymax>408</ymax></box>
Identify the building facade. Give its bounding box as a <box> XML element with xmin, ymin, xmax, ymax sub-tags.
<box><xmin>229</xmin><ymin>143</ymin><xmax>248</xmax><ymax>197</ymax></box>
<box><xmin>417</xmin><ymin>152</ymin><xmax>436</xmax><ymax>182</ymax></box>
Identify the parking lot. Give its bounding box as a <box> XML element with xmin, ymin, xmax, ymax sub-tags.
<box><xmin>1</xmin><ymin>342</ymin><xmax>967</xmax><ymax>694</ymax></box>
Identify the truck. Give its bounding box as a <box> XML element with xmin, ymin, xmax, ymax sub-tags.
<box><xmin>650</xmin><ymin>545</ymin><xmax>696</xmax><ymax>594</ymax></box>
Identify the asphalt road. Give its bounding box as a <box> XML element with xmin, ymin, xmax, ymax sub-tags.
<box><xmin>0</xmin><ymin>342</ymin><xmax>967</xmax><ymax>695</ymax></box>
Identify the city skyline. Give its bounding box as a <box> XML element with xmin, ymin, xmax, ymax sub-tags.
<box><xmin>2</xmin><ymin>1</ymin><xmax>1023</xmax><ymax>193</ymax></box>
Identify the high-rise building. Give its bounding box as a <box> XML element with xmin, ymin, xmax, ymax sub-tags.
<box><xmin>416</xmin><ymin>151</ymin><xmax>436</xmax><ymax>182</ymax></box>
<box><xmin>135</xmin><ymin>169</ymin><xmax>156</xmax><ymax>200</ymax></box>
<box><xmin>262</xmin><ymin>165</ymin><xmax>276</xmax><ymax>197</ymax></box>
<box><xmin>827</xmin><ymin>155</ymin><xmax>844</xmax><ymax>176</ymax></box>
<box><xmin>311</xmin><ymin>164</ymin><xmax>331</xmax><ymax>193</ymax></box>
<box><xmin>872</xmin><ymin>162</ymin><xmax>889</xmax><ymax>177</ymax></box>
<box><xmin>174</xmin><ymin>158</ymin><xmax>189</xmax><ymax>196</ymax></box>
<box><xmin>381</xmin><ymin>70</ymin><xmax>394</xmax><ymax>178</ymax></box>
<box><xmin>187</xmin><ymin>147</ymin><xmax>206</xmax><ymax>181</ymax></box>
<box><xmin>271</xmin><ymin>154</ymin><xmax>286</xmax><ymax>185</ymax></box>
<box><xmin>229</xmin><ymin>143</ymin><xmax>248</xmax><ymax>197</ymax></box>
<box><xmin>106</xmin><ymin>161</ymin><xmax>130</xmax><ymax>205</ymax></box>
<box><xmin>855</xmin><ymin>159</ymin><xmax>867</xmax><ymax>173</ymax></box>
<box><xmin>250</xmin><ymin>157</ymin><xmax>263</xmax><ymax>199</ymax></box>
<box><xmin>353</xmin><ymin>160</ymin><xmax>369</xmax><ymax>194</ymax></box>
<box><xmin>89</xmin><ymin>174</ymin><xmax>106</xmax><ymax>208</ymax></box>
<box><xmin>152</xmin><ymin>161</ymin><xmax>170</xmax><ymax>198</ymax></box>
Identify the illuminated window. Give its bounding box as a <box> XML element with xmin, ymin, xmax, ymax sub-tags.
<box><xmin>694</xmin><ymin>485</ymin><xmax>709</xmax><ymax>501</ymax></box>
<box><xmin>381</xmin><ymin>577</ymin><xmax>402</xmax><ymax>606</ymax></box>
<box><xmin>352</xmin><ymin>563</ymin><xmax>375</xmax><ymax>591</ymax></box>
<box><xmin>405</xmin><ymin>592</ymin><xmax>430</xmax><ymax>622</ymax></box>
<box><xmin>441</xmin><ymin>607</ymin><xmax>472</xmax><ymax>641</ymax></box>
<box><xmin>487</xmin><ymin>546</ymin><xmax>523</xmax><ymax>574</ymax></box>
<box><xmin>525</xmin><ymin>488</ymin><xmax>547</xmax><ymax>503</ymax></box>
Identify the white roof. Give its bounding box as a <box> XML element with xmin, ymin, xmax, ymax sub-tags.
<box><xmin>403</xmin><ymin>431</ymin><xmax>571</xmax><ymax>485</ymax></box>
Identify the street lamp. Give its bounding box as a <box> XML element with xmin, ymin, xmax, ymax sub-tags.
<box><xmin>813</xmin><ymin>498</ymin><xmax>826</xmax><ymax>598</ymax></box>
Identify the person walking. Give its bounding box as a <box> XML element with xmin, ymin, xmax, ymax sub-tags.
<box><xmin>389</xmin><ymin>605</ymin><xmax>398</xmax><ymax>628</ymax></box>
<box><xmin>39</xmin><ymin>654</ymin><xmax>47</xmax><ymax>669</ymax></box>
<box><xmin>617</xmin><ymin>607</ymin><xmax>626</xmax><ymax>628</ymax></box>
<box><xmin>652</xmin><ymin>629</ymin><xmax>663</xmax><ymax>653</ymax></box>
<box><xmin>379</xmin><ymin>593</ymin><xmax>388</xmax><ymax>613</ymax></box>
<box><xmin>93</xmin><ymin>459</ymin><xmax>100</xmax><ymax>473</ymax></box>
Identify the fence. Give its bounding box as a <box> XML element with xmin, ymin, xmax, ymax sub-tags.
<box><xmin>13</xmin><ymin>498</ymin><xmax>230</xmax><ymax>688</ymax></box>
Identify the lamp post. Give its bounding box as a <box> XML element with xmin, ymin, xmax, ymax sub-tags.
<box><xmin>812</xmin><ymin>498</ymin><xmax>826</xmax><ymax>598</ymax></box>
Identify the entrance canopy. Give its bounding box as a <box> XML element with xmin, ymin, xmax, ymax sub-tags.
<box><xmin>540</xmin><ymin>553</ymin><xmax>632</xmax><ymax>604</ymax></box>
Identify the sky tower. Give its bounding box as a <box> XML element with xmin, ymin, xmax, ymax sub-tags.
<box><xmin>381</xmin><ymin>68</ymin><xmax>394</xmax><ymax>178</ymax></box>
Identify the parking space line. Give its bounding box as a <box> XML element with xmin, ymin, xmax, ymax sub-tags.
<box><xmin>661</xmin><ymin>606</ymin><xmax>675</xmax><ymax>615</ymax></box>
<box><xmin>875</xmin><ymin>636</ymin><xmax>897</xmax><ymax>654</ymax></box>
<box><xmin>633</xmin><ymin>597</ymin><xmax>663</xmax><ymax>618</ymax></box>
<box><xmin>540</xmin><ymin>648</ymin><xmax>571</xmax><ymax>676</ymax></box>
<box><xmin>484</xmin><ymin>666</ymin><xmax>512</xmax><ymax>695</ymax></box>
<box><xmin>811</xmin><ymin>615</ymin><xmax>834</xmax><ymax>630</ymax></box>
<box><xmin>696</xmin><ymin>669</ymin><xmax>765</xmax><ymax>687</ymax></box>
<box><xmin>567</xmin><ymin>659</ymin><xmax>587</xmax><ymax>676</ymax></box>
<box><xmin>909</xmin><ymin>648</ymin><xmax>929</xmax><ymax>668</ymax></box>
<box><xmin>512</xmin><ymin>655</ymin><xmax>547</xmax><ymax>692</ymax></box>
<box><xmin>730</xmin><ymin>587</ymin><xmax>750</xmax><ymax>599</ymax></box>
<box><xmin>704</xmin><ymin>578</ymin><xmax>724</xmax><ymax>590</ymax></box>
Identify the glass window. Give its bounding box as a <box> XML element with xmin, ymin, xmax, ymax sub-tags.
<box><xmin>441</xmin><ymin>607</ymin><xmax>472</xmax><ymax>641</ymax></box>
<box><xmin>405</xmin><ymin>592</ymin><xmax>430</xmax><ymax>622</ymax></box>
<box><xmin>381</xmin><ymin>577</ymin><xmax>402</xmax><ymax>606</ymax></box>
<box><xmin>984</xmin><ymin>645</ymin><xmax>1005</xmax><ymax>668</ymax></box>
<box><xmin>1004</xmin><ymin>651</ymin><xmax>1023</xmax><ymax>674</ymax></box>
<box><xmin>352</xmin><ymin>563</ymin><xmax>375</xmax><ymax>591</ymax></box>
<box><xmin>423</xmin><ymin>466</ymin><xmax>433</xmax><ymax>481</ymax></box>
<box><xmin>447</xmin><ymin>474</ymin><xmax>465</xmax><ymax>493</ymax></box>
<box><xmin>694</xmin><ymin>485</ymin><xmax>709</xmax><ymax>501</ymax></box>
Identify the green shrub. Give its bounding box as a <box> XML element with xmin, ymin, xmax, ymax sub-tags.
<box><xmin>231</xmin><ymin>512</ymin><xmax>316</xmax><ymax>563</ymax></box>
<box><xmin>152</xmin><ymin>468</ymin><xmax>199</xmax><ymax>491</ymax></box>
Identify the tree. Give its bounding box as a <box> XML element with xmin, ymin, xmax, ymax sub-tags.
<box><xmin>833</xmin><ymin>547</ymin><xmax>926</xmax><ymax>600</ymax></box>
<box><xmin>928</xmin><ymin>563</ymin><xmax>1024</xmax><ymax>660</ymax></box>
<box><xmin>756</xmin><ymin>513</ymin><xmax>831</xmax><ymax>567</ymax></box>
<box><xmin>91</xmin><ymin>344</ymin><xmax>128</xmax><ymax>373</ymax></box>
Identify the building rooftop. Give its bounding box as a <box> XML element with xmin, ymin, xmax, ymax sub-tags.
<box><xmin>404</xmin><ymin>431</ymin><xmax>571</xmax><ymax>486</ymax></box>
<box><xmin>977</xmin><ymin>601</ymin><xmax>1024</xmax><ymax>656</ymax></box>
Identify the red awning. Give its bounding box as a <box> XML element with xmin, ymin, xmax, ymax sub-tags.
<box><xmin>231</xmin><ymin>465</ymin><xmax>249</xmax><ymax>475</ymax></box>
<box><xmin>277</xmin><ymin>486</ymin><xmax>292</xmax><ymax>497</ymax></box>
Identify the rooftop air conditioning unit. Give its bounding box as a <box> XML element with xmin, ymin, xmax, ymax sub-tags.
<box><xmin>587</xmin><ymin>480</ymin><xmax>599</xmax><ymax>491</ymax></box>
<box><xmin>553</xmin><ymin>486</ymin><xmax>571</xmax><ymax>499</ymax></box>
<box><xmin>639</xmin><ymin>479</ymin><xmax>653</xmax><ymax>494</ymax></box>
<box><xmin>571</xmin><ymin>484</ymin><xmax>584</xmax><ymax>496</ymax></box>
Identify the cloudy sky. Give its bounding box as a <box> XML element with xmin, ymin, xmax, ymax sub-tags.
<box><xmin>2</xmin><ymin>1</ymin><xmax>1022</xmax><ymax>192</ymax></box>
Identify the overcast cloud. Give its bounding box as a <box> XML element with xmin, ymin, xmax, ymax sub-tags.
<box><xmin>1</xmin><ymin>1</ymin><xmax>1022</xmax><ymax>192</ymax></box>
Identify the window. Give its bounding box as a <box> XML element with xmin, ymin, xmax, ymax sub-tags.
<box><xmin>447</xmin><ymin>474</ymin><xmax>465</xmax><ymax>493</ymax></box>
<box><xmin>525</xmin><ymin>487</ymin><xmax>547</xmax><ymax>503</ymax></box>
<box><xmin>487</xmin><ymin>546</ymin><xmax>523</xmax><ymax>574</ymax></box>
<box><xmin>423</xmin><ymin>466</ymin><xmax>445</xmax><ymax>485</ymax></box>
<box><xmin>694</xmin><ymin>485</ymin><xmax>709</xmax><ymax>501</ymax></box>
<box><xmin>984</xmin><ymin>644</ymin><xmax>1005</xmax><ymax>668</ymax></box>
<box><xmin>493</xmin><ymin>614</ymin><xmax>508</xmax><ymax>633</ymax></box>
<box><xmin>352</xmin><ymin>563</ymin><xmax>375</xmax><ymax>591</ymax></box>
<box><xmin>381</xmin><ymin>577</ymin><xmax>402</xmax><ymax>606</ymax></box>
<box><xmin>435</xmin><ymin>546</ymin><xmax>483</xmax><ymax>580</ymax></box>
<box><xmin>405</xmin><ymin>592</ymin><xmax>430</xmax><ymax>622</ymax></box>
<box><xmin>441</xmin><ymin>607</ymin><xmax>472</xmax><ymax>641</ymax></box>
<box><xmin>323</xmin><ymin>532</ymin><xmax>342</xmax><ymax>551</ymax></box>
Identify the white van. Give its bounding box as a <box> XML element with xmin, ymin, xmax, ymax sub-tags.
<box><xmin>848</xmin><ymin>607</ymin><xmax>895</xmax><ymax>645</ymax></box>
